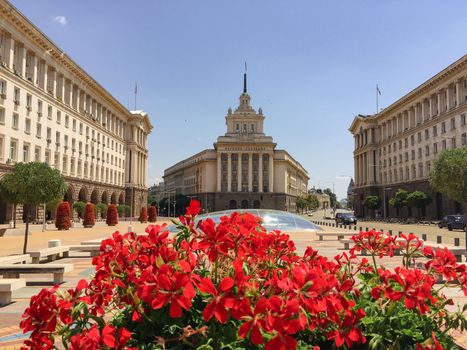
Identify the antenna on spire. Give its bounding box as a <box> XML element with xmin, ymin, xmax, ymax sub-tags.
<box><xmin>243</xmin><ymin>62</ymin><xmax>247</xmax><ymax>93</ymax></box>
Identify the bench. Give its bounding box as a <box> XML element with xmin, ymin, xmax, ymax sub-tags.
<box><xmin>81</xmin><ymin>239</ymin><xmax>105</xmax><ymax>246</ymax></box>
<box><xmin>29</xmin><ymin>246</ymin><xmax>71</xmax><ymax>263</ymax></box>
<box><xmin>0</xmin><ymin>254</ymin><xmax>31</xmax><ymax>264</ymax></box>
<box><xmin>316</xmin><ymin>232</ymin><xmax>355</xmax><ymax>241</ymax></box>
<box><xmin>0</xmin><ymin>264</ymin><xmax>74</xmax><ymax>284</ymax></box>
<box><xmin>69</xmin><ymin>245</ymin><xmax>101</xmax><ymax>257</ymax></box>
<box><xmin>0</xmin><ymin>278</ymin><xmax>26</xmax><ymax>305</ymax></box>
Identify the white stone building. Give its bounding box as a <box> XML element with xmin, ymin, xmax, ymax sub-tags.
<box><xmin>0</xmin><ymin>0</ymin><xmax>153</xmax><ymax>223</ymax></box>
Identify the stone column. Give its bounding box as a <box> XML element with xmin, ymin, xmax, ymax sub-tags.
<box><xmin>216</xmin><ymin>153</ymin><xmax>221</xmax><ymax>192</ymax></box>
<box><xmin>456</xmin><ymin>80</ymin><xmax>461</xmax><ymax>107</ymax></box>
<box><xmin>43</xmin><ymin>62</ymin><xmax>48</xmax><ymax>91</ymax></box>
<box><xmin>237</xmin><ymin>153</ymin><xmax>242</xmax><ymax>192</ymax></box>
<box><xmin>258</xmin><ymin>154</ymin><xmax>263</xmax><ymax>193</ymax></box>
<box><xmin>20</xmin><ymin>46</ymin><xmax>26</xmax><ymax>77</ymax></box>
<box><xmin>354</xmin><ymin>156</ymin><xmax>358</xmax><ymax>186</ymax></box>
<box><xmin>227</xmin><ymin>153</ymin><xmax>232</xmax><ymax>192</ymax></box>
<box><xmin>248</xmin><ymin>153</ymin><xmax>253</xmax><ymax>191</ymax></box>
<box><xmin>32</xmin><ymin>55</ymin><xmax>38</xmax><ymax>85</ymax></box>
<box><xmin>6</xmin><ymin>36</ymin><xmax>14</xmax><ymax>69</ymax></box>
<box><xmin>421</xmin><ymin>100</ymin><xmax>426</xmax><ymax>122</ymax></box>
<box><xmin>50</xmin><ymin>69</ymin><xmax>57</xmax><ymax>96</ymax></box>
<box><xmin>446</xmin><ymin>86</ymin><xmax>451</xmax><ymax>110</ymax></box>
<box><xmin>268</xmin><ymin>153</ymin><xmax>273</xmax><ymax>193</ymax></box>
<box><xmin>429</xmin><ymin>95</ymin><xmax>433</xmax><ymax>117</ymax></box>
<box><xmin>437</xmin><ymin>91</ymin><xmax>441</xmax><ymax>115</ymax></box>
<box><xmin>61</xmin><ymin>75</ymin><xmax>65</xmax><ymax>101</ymax></box>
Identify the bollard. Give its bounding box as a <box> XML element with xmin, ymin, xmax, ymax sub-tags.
<box><xmin>365</xmin><ymin>227</ymin><xmax>369</xmax><ymax>232</ymax></box>
<box><xmin>354</xmin><ymin>225</ymin><xmax>357</xmax><ymax>230</ymax></box>
<box><xmin>48</xmin><ymin>239</ymin><xmax>61</xmax><ymax>248</ymax></box>
<box><xmin>422</xmin><ymin>234</ymin><xmax>427</xmax><ymax>241</ymax></box>
<box><xmin>127</xmin><ymin>225</ymin><xmax>134</xmax><ymax>233</ymax></box>
<box><xmin>359</xmin><ymin>226</ymin><xmax>362</xmax><ymax>232</ymax></box>
<box><xmin>454</xmin><ymin>238</ymin><xmax>460</xmax><ymax>246</ymax></box>
<box><xmin>437</xmin><ymin>236</ymin><xmax>442</xmax><ymax>244</ymax></box>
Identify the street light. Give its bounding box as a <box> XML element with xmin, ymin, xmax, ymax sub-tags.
<box><xmin>383</xmin><ymin>187</ymin><xmax>392</xmax><ymax>219</ymax></box>
<box><xmin>323</xmin><ymin>181</ymin><xmax>336</xmax><ymax>215</ymax></box>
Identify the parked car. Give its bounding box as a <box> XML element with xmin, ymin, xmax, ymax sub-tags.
<box><xmin>335</xmin><ymin>212</ymin><xmax>357</xmax><ymax>225</ymax></box>
<box><xmin>438</xmin><ymin>215</ymin><xmax>466</xmax><ymax>231</ymax></box>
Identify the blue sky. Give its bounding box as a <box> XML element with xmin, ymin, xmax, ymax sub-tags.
<box><xmin>10</xmin><ymin>0</ymin><xmax>467</xmax><ymax>199</ymax></box>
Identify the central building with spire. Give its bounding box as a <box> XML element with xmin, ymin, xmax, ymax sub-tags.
<box><xmin>163</xmin><ymin>72</ymin><xmax>309</xmax><ymax>212</ymax></box>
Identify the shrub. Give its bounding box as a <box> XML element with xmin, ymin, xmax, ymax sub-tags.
<box><xmin>54</xmin><ymin>202</ymin><xmax>71</xmax><ymax>230</ymax></box>
<box><xmin>138</xmin><ymin>207</ymin><xmax>148</xmax><ymax>223</ymax></box>
<box><xmin>95</xmin><ymin>203</ymin><xmax>108</xmax><ymax>219</ymax></box>
<box><xmin>73</xmin><ymin>201</ymin><xmax>86</xmax><ymax>218</ymax></box>
<box><xmin>82</xmin><ymin>203</ymin><xmax>95</xmax><ymax>228</ymax></box>
<box><xmin>106</xmin><ymin>204</ymin><xmax>118</xmax><ymax>226</ymax></box>
<box><xmin>117</xmin><ymin>204</ymin><xmax>130</xmax><ymax>217</ymax></box>
<box><xmin>148</xmin><ymin>205</ymin><xmax>157</xmax><ymax>223</ymax></box>
<box><xmin>20</xmin><ymin>200</ymin><xmax>467</xmax><ymax>349</ymax></box>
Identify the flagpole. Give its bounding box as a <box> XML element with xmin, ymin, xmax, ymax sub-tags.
<box><xmin>134</xmin><ymin>82</ymin><xmax>137</xmax><ymax>110</ymax></box>
<box><xmin>376</xmin><ymin>84</ymin><xmax>379</xmax><ymax>114</ymax></box>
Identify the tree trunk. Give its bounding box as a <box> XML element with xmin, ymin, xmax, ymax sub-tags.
<box><xmin>13</xmin><ymin>203</ymin><xmax>16</xmax><ymax>228</ymax></box>
<box><xmin>22</xmin><ymin>205</ymin><xmax>29</xmax><ymax>254</ymax></box>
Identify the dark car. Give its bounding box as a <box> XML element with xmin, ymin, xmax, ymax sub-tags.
<box><xmin>335</xmin><ymin>212</ymin><xmax>357</xmax><ymax>225</ymax></box>
<box><xmin>438</xmin><ymin>215</ymin><xmax>466</xmax><ymax>231</ymax></box>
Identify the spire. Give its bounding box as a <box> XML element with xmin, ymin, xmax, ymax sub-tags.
<box><xmin>243</xmin><ymin>62</ymin><xmax>247</xmax><ymax>93</ymax></box>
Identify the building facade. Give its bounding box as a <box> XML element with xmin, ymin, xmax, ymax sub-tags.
<box><xmin>163</xmin><ymin>73</ymin><xmax>309</xmax><ymax>212</ymax></box>
<box><xmin>349</xmin><ymin>55</ymin><xmax>467</xmax><ymax>219</ymax></box>
<box><xmin>0</xmin><ymin>0</ymin><xmax>153</xmax><ymax>223</ymax></box>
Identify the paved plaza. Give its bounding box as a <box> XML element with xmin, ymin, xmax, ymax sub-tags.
<box><xmin>0</xmin><ymin>220</ymin><xmax>465</xmax><ymax>349</ymax></box>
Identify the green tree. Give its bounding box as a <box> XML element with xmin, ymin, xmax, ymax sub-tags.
<box><xmin>117</xmin><ymin>204</ymin><xmax>130</xmax><ymax>217</ymax></box>
<box><xmin>429</xmin><ymin>147</ymin><xmax>467</xmax><ymax>234</ymax></box>
<box><xmin>296</xmin><ymin>196</ymin><xmax>307</xmax><ymax>214</ymax></box>
<box><xmin>306</xmin><ymin>194</ymin><xmax>320</xmax><ymax>211</ymax></box>
<box><xmin>1</xmin><ymin>163</ymin><xmax>66</xmax><ymax>253</ymax></box>
<box><xmin>0</xmin><ymin>175</ymin><xmax>21</xmax><ymax>228</ymax></box>
<box><xmin>73</xmin><ymin>201</ymin><xmax>86</xmax><ymax>218</ymax></box>
<box><xmin>363</xmin><ymin>195</ymin><xmax>381</xmax><ymax>217</ymax></box>
<box><xmin>406</xmin><ymin>191</ymin><xmax>431</xmax><ymax>218</ymax></box>
<box><xmin>95</xmin><ymin>203</ymin><xmax>108</xmax><ymax>219</ymax></box>
<box><xmin>323</xmin><ymin>188</ymin><xmax>337</xmax><ymax>209</ymax></box>
<box><xmin>389</xmin><ymin>189</ymin><xmax>409</xmax><ymax>217</ymax></box>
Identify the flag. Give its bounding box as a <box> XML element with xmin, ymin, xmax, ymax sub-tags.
<box><xmin>135</xmin><ymin>82</ymin><xmax>137</xmax><ymax>94</ymax></box>
<box><xmin>244</xmin><ymin>62</ymin><xmax>247</xmax><ymax>72</ymax></box>
<box><xmin>376</xmin><ymin>84</ymin><xmax>381</xmax><ymax>95</ymax></box>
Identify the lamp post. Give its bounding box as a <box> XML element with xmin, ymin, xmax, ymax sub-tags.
<box><xmin>383</xmin><ymin>187</ymin><xmax>392</xmax><ymax>219</ymax></box>
<box><xmin>323</xmin><ymin>181</ymin><xmax>336</xmax><ymax>216</ymax></box>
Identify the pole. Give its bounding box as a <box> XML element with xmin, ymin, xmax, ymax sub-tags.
<box><xmin>42</xmin><ymin>202</ymin><xmax>46</xmax><ymax>232</ymax></box>
<box><xmin>383</xmin><ymin>190</ymin><xmax>386</xmax><ymax>219</ymax></box>
<box><xmin>376</xmin><ymin>84</ymin><xmax>379</xmax><ymax>114</ymax></box>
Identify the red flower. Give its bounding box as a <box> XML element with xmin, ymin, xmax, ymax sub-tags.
<box><xmin>186</xmin><ymin>199</ymin><xmax>201</xmax><ymax>217</ymax></box>
<box><xmin>151</xmin><ymin>266</ymin><xmax>196</xmax><ymax>318</ymax></box>
<box><xmin>416</xmin><ymin>332</ymin><xmax>443</xmax><ymax>350</ymax></box>
<box><xmin>327</xmin><ymin>309</ymin><xmax>366</xmax><ymax>348</ymax></box>
<box><xmin>237</xmin><ymin>298</ymin><xmax>268</xmax><ymax>345</ymax></box>
<box><xmin>199</xmin><ymin>276</ymin><xmax>236</xmax><ymax>323</ymax></box>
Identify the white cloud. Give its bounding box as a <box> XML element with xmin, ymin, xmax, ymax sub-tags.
<box><xmin>53</xmin><ymin>16</ymin><xmax>67</xmax><ymax>26</ymax></box>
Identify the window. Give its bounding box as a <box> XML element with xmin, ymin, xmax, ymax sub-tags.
<box><xmin>461</xmin><ymin>114</ymin><xmax>466</xmax><ymax>126</ymax></box>
<box><xmin>433</xmin><ymin>125</ymin><xmax>438</xmax><ymax>137</ymax></box>
<box><xmin>62</xmin><ymin>155</ymin><xmax>67</xmax><ymax>173</ymax></box>
<box><xmin>56</xmin><ymin>111</ymin><xmax>61</xmax><ymax>124</ymax></box>
<box><xmin>424</xmin><ymin>129</ymin><xmax>429</xmax><ymax>140</ymax></box>
<box><xmin>426</xmin><ymin>161</ymin><xmax>431</xmax><ymax>173</ymax></box>
<box><xmin>34</xmin><ymin>146</ymin><xmax>41</xmax><ymax>162</ymax></box>
<box><xmin>79</xmin><ymin>141</ymin><xmax>82</xmax><ymax>153</ymax></box>
<box><xmin>64</xmin><ymin>135</ymin><xmax>68</xmax><ymax>148</ymax></box>
<box><xmin>72</xmin><ymin>138</ymin><xmax>76</xmax><ymax>150</ymax></box>
<box><xmin>0</xmin><ymin>107</ymin><xmax>5</xmax><ymax>124</ymax></box>
<box><xmin>26</xmin><ymin>94</ymin><xmax>32</xmax><ymax>109</ymax></box>
<box><xmin>417</xmin><ymin>132</ymin><xmax>421</xmax><ymax>142</ymax></box>
<box><xmin>442</xmin><ymin>139</ymin><xmax>446</xmax><ymax>150</ymax></box>
<box><xmin>418</xmin><ymin>148</ymin><xmax>422</xmax><ymax>159</ymax></box>
<box><xmin>251</xmin><ymin>124</ymin><xmax>255</xmax><ymax>132</ymax></box>
<box><xmin>56</xmin><ymin>131</ymin><xmax>60</xmax><ymax>146</ymax></box>
<box><xmin>404</xmin><ymin>138</ymin><xmax>408</xmax><ymax>148</ymax></box>
<box><xmin>25</xmin><ymin>118</ymin><xmax>31</xmax><ymax>134</ymax></box>
<box><xmin>462</xmin><ymin>133</ymin><xmax>467</xmax><ymax>146</ymax></box>
<box><xmin>47</xmin><ymin>105</ymin><xmax>52</xmax><ymax>119</ymax></box>
<box><xmin>45</xmin><ymin>150</ymin><xmax>50</xmax><ymax>164</ymax></box>
<box><xmin>65</xmin><ymin>115</ymin><xmax>69</xmax><ymax>128</ymax></box>
<box><xmin>236</xmin><ymin>123</ymin><xmax>239</xmax><ymax>132</ymax></box>
<box><xmin>0</xmin><ymin>79</ymin><xmax>6</xmax><ymax>96</ymax></box>
<box><xmin>418</xmin><ymin>163</ymin><xmax>423</xmax><ymax>178</ymax></box>
<box><xmin>13</xmin><ymin>87</ymin><xmax>20</xmax><ymax>104</ymax></box>
<box><xmin>12</xmin><ymin>113</ymin><xmax>19</xmax><ymax>129</ymax></box>
<box><xmin>46</xmin><ymin>127</ymin><xmax>52</xmax><ymax>141</ymax></box>
<box><xmin>411</xmin><ymin>150</ymin><xmax>415</xmax><ymax>160</ymax></box>
<box><xmin>441</xmin><ymin>122</ymin><xmax>446</xmax><ymax>134</ymax></box>
<box><xmin>37</xmin><ymin>100</ymin><xmax>43</xmax><ymax>116</ymax></box>
<box><xmin>9</xmin><ymin>139</ymin><xmax>17</xmax><ymax>161</ymax></box>
<box><xmin>0</xmin><ymin>136</ymin><xmax>3</xmax><ymax>162</ymax></box>
<box><xmin>36</xmin><ymin>123</ymin><xmax>41</xmax><ymax>138</ymax></box>
<box><xmin>452</xmin><ymin>137</ymin><xmax>456</xmax><ymax>148</ymax></box>
<box><xmin>425</xmin><ymin>145</ymin><xmax>430</xmax><ymax>156</ymax></box>
<box><xmin>72</xmin><ymin>119</ymin><xmax>76</xmax><ymax>131</ymax></box>
<box><xmin>243</xmin><ymin>124</ymin><xmax>247</xmax><ymax>132</ymax></box>
<box><xmin>405</xmin><ymin>152</ymin><xmax>408</xmax><ymax>162</ymax></box>
<box><xmin>410</xmin><ymin>135</ymin><xmax>415</xmax><ymax>145</ymax></box>
<box><xmin>79</xmin><ymin>122</ymin><xmax>83</xmax><ymax>134</ymax></box>
<box><xmin>23</xmin><ymin>143</ymin><xmax>30</xmax><ymax>162</ymax></box>
<box><xmin>451</xmin><ymin>118</ymin><xmax>456</xmax><ymax>130</ymax></box>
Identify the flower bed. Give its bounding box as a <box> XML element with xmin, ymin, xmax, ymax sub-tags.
<box><xmin>20</xmin><ymin>200</ymin><xmax>467</xmax><ymax>349</ymax></box>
